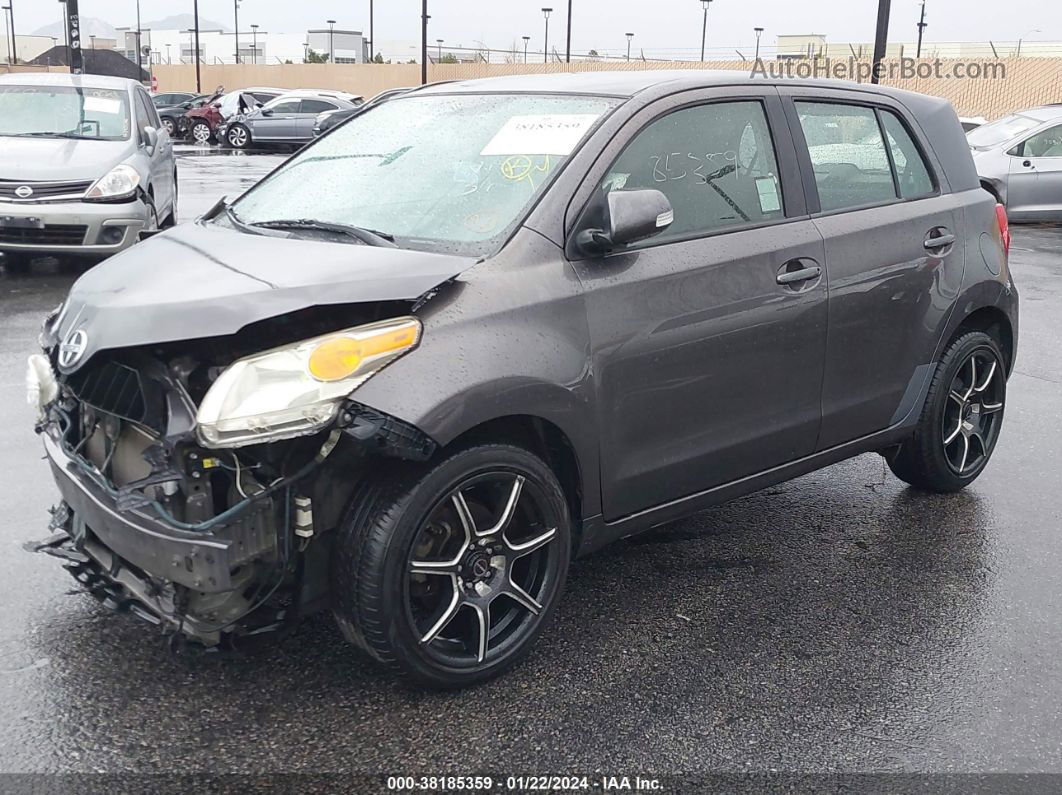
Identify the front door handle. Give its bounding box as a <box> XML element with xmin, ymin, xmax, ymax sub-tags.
<box><xmin>776</xmin><ymin>263</ymin><xmax>822</xmax><ymax>285</ymax></box>
<box><xmin>924</xmin><ymin>231</ymin><xmax>956</xmax><ymax>251</ymax></box>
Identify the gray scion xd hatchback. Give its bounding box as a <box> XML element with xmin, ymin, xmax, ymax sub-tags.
<box><xmin>27</xmin><ymin>72</ymin><xmax>1017</xmax><ymax>688</ymax></box>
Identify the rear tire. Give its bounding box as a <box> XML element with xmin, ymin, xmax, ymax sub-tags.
<box><xmin>888</xmin><ymin>331</ymin><xmax>1007</xmax><ymax>492</ymax></box>
<box><xmin>331</xmin><ymin>444</ymin><xmax>571</xmax><ymax>689</ymax></box>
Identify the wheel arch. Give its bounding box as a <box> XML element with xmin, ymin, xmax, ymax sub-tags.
<box><xmin>954</xmin><ymin>304</ymin><xmax>1015</xmax><ymax>375</ymax></box>
<box><xmin>441</xmin><ymin>414</ymin><xmax>587</xmax><ymax>554</ymax></box>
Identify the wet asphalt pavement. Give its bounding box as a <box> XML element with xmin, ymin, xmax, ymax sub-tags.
<box><xmin>1</xmin><ymin>146</ymin><xmax>1061</xmax><ymax>777</ymax></box>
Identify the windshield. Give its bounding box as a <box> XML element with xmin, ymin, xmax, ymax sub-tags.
<box><xmin>0</xmin><ymin>84</ymin><xmax>131</xmax><ymax>141</ymax></box>
<box><xmin>967</xmin><ymin>113</ymin><xmax>1042</xmax><ymax>149</ymax></box>
<box><xmin>229</xmin><ymin>93</ymin><xmax>620</xmax><ymax>255</ymax></box>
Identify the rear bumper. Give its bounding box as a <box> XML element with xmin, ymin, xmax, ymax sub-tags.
<box><xmin>41</xmin><ymin>432</ymin><xmax>275</xmax><ymax>593</ymax></box>
<box><xmin>0</xmin><ymin>197</ymin><xmax>150</xmax><ymax>255</ymax></box>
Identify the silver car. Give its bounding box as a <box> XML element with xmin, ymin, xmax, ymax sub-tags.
<box><xmin>219</xmin><ymin>91</ymin><xmax>362</xmax><ymax>150</ymax></box>
<box><xmin>969</xmin><ymin>105</ymin><xmax>1062</xmax><ymax>222</ymax></box>
<box><xmin>0</xmin><ymin>73</ymin><xmax>177</xmax><ymax>266</ymax></box>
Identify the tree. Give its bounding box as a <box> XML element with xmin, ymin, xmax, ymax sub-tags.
<box><xmin>439</xmin><ymin>53</ymin><xmax>458</xmax><ymax>64</ymax></box>
<box><xmin>589</xmin><ymin>49</ymin><xmax>599</xmax><ymax>56</ymax></box>
<box><xmin>373</xmin><ymin>53</ymin><xmax>385</xmax><ymax>64</ymax></box>
<box><xmin>304</xmin><ymin>49</ymin><xmax>330</xmax><ymax>64</ymax></box>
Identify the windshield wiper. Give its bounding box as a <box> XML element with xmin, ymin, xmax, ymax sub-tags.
<box><xmin>4</xmin><ymin>131</ymin><xmax>88</xmax><ymax>139</ymax></box>
<box><xmin>249</xmin><ymin>218</ymin><xmax>397</xmax><ymax>247</ymax></box>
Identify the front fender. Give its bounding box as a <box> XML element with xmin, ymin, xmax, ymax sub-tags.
<box><xmin>351</xmin><ymin>228</ymin><xmax>602</xmax><ymax>518</ymax></box>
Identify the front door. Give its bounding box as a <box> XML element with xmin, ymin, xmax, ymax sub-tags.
<box><xmin>1007</xmin><ymin>123</ymin><xmax>1062</xmax><ymax>221</ymax></box>
<box><xmin>784</xmin><ymin>91</ymin><xmax>967</xmax><ymax>449</ymax></box>
<box><xmin>569</xmin><ymin>90</ymin><xmax>828</xmax><ymax>521</ymax></box>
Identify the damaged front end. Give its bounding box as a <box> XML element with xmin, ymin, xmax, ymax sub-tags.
<box><xmin>27</xmin><ymin>305</ymin><xmax>436</xmax><ymax>648</ymax></box>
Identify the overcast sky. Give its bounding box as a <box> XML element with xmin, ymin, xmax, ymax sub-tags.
<box><xmin>17</xmin><ymin>1</ymin><xmax>1061</xmax><ymax>58</ymax></box>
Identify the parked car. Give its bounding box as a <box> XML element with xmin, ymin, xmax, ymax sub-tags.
<box><xmin>27</xmin><ymin>72</ymin><xmax>1016</xmax><ymax>688</ymax></box>
<box><xmin>184</xmin><ymin>87</ymin><xmax>284</xmax><ymax>144</ymax></box>
<box><xmin>156</xmin><ymin>93</ymin><xmax>210</xmax><ymax>137</ymax></box>
<box><xmin>313</xmin><ymin>87</ymin><xmax>411</xmax><ymax>137</ymax></box>
<box><xmin>969</xmin><ymin>105</ymin><xmax>1062</xmax><ymax>221</ymax></box>
<box><xmin>219</xmin><ymin>90</ymin><xmax>362</xmax><ymax>149</ymax></box>
<box><xmin>152</xmin><ymin>91</ymin><xmax>199</xmax><ymax>109</ymax></box>
<box><xmin>0</xmin><ymin>73</ymin><xmax>177</xmax><ymax>267</ymax></box>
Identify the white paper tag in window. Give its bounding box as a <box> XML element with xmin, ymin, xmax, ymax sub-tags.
<box><xmin>481</xmin><ymin>114</ymin><xmax>599</xmax><ymax>156</ymax></box>
<box><xmin>755</xmin><ymin>175</ymin><xmax>782</xmax><ymax>213</ymax></box>
<box><xmin>84</xmin><ymin>96</ymin><xmax>122</xmax><ymax>115</ymax></box>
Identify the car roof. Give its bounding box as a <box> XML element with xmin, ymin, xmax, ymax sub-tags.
<box><xmin>0</xmin><ymin>72</ymin><xmax>138</xmax><ymax>92</ymax></box>
<box><xmin>1005</xmin><ymin>106</ymin><xmax>1062</xmax><ymax>123</ymax></box>
<box><xmin>414</xmin><ymin>68</ymin><xmax>940</xmax><ymax>101</ymax></box>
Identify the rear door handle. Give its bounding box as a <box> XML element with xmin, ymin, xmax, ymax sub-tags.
<box><xmin>924</xmin><ymin>231</ymin><xmax>956</xmax><ymax>251</ymax></box>
<box><xmin>776</xmin><ymin>264</ymin><xmax>822</xmax><ymax>285</ymax></box>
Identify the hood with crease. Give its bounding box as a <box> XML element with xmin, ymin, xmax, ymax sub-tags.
<box><xmin>52</xmin><ymin>221</ymin><xmax>476</xmax><ymax>372</ymax></box>
<box><xmin>0</xmin><ymin>138</ymin><xmax>131</xmax><ymax>182</ymax></box>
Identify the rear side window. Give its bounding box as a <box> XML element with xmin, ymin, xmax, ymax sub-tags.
<box><xmin>796</xmin><ymin>102</ymin><xmax>895</xmax><ymax>212</ymax></box>
<box><xmin>880</xmin><ymin>111</ymin><xmax>934</xmax><ymax>198</ymax></box>
<box><xmin>597</xmin><ymin>100</ymin><xmax>785</xmax><ymax>243</ymax></box>
<box><xmin>300</xmin><ymin>99</ymin><xmax>338</xmax><ymax>114</ymax></box>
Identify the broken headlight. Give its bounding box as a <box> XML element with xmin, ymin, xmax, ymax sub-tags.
<box><xmin>196</xmin><ymin>317</ymin><xmax>421</xmax><ymax>448</ymax></box>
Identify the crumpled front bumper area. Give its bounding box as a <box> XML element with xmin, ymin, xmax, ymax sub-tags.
<box><xmin>28</xmin><ymin>432</ymin><xmax>282</xmax><ymax>646</ymax></box>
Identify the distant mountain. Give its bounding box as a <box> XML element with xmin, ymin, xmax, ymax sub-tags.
<box><xmin>143</xmin><ymin>14</ymin><xmax>230</xmax><ymax>33</ymax></box>
<box><xmin>33</xmin><ymin>17</ymin><xmax>118</xmax><ymax>39</ymax></box>
<box><xmin>33</xmin><ymin>13</ymin><xmax>230</xmax><ymax>38</ymax></box>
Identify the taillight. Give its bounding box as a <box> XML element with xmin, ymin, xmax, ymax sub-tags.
<box><xmin>995</xmin><ymin>203</ymin><xmax>1011</xmax><ymax>261</ymax></box>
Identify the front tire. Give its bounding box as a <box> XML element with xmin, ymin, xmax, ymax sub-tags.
<box><xmin>161</xmin><ymin>116</ymin><xmax>176</xmax><ymax>137</ymax></box>
<box><xmin>332</xmin><ymin>444</ymin><xmax>571</xmax><ymax>688</ymax></box>
<box><xmin>191</xmin><ymin>120</ymin><xmax>213</xmax><ymax>144</ymax></box>
<box><xmin>226</xmin><ymin>123</ymin><xmax>250</xmax><ymax>149</ymax></box>
<box><xmin>888</xmin><ymin>331</ymin><xmax>1007</xmax><ymax>492</ymax></box>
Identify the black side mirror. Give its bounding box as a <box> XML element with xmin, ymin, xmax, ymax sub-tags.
<box><xmin>261</xmin><ymin>108</ymin><xmax>273</xmax><ymax>116</ymax></box>
<box><xmin>576</xmin><ymin>189</ymin><xmax>674</xmax><ymax>256</ymax></box>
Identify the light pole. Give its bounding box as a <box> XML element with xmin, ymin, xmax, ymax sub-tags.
<box><xmin>5</xmin><ymin>0</ymin><xmax>14</xmax><ymax>64</ymax></box>
<box><xmin>327</xmin><ymin>19</ymin><xmax>335</xmax><ymax>62</ymax></box>
<box><xmin>166</xmin><ymin>42</ymin><xmax>171</xmax><ymax>64</ymax></box>
<box><xmin>59</xmin><ymin>0</ymin><xmax>68</xmax><ymax>51</ymax></box>
<box><xmin>915</xmin><ymin>0</ymin><xmax>926</xmax><ymax>58</ymax></box>
<box><xmin>700</xmin><ymin>0</ymin><xmax>711</xmax><ymax>62</ymax></box>
<box><xmin>250</xmin><ymin>23</ymin><xmax>258</xmax><ymax>64</ymax></box>
<box><xmin>89</xmin><ymin>33</ymin><xmax>96</xmax><ymax>50</ymax></box>
<box><xmin>436</xmin><ymin>38</ymin><xmax>443</xmax><ymax>61</ymax></box>
<box><xmin>542</xmin><ymin>7</ymin><xmax>552</xmax><ymax>64</ymax></box>
<box><xmin>1017</xmin><ymin>28</ymin><xmax>1040</xmax><ymax>58</ymax></box>
<box><xmin>522</xmin><ymin>35</ymin><xmax>530</xmax><ymax>64</ymax></box>
<box><xmin>625</xmin><ymin>32</ymin><xmax>633</xmax><ymax>61</ymax></box>
<box><xmin>1</xmin><ymin>5</ymin><xmax>11</xmax><ymax>64</ymax></box>
<box><xmin>754</xmin><ymin>26</ymin><xmax>763</xmax><ymax>61</ymax></box>
<box><xmin>565</xmin><ymin>0</ymin><xmax>571</xmax><ymax>63</ymax></box>
<box><xmin>135</xmin><ymin>0</ymin><xmax>142</xmax><ymax>73</ymax></box>
<box><xmin>193</xmin><ymin>0</ymin><xmax>201</xmax><ymax>92</ymax></box>
<box><xmin>420</xmin><ymin>0</ymin><xmax>428</xmax><ymax>84</ymax></box>
<box><xmin>368</xmin><ymin>0</ymin><xmax>373</xmax><ymax>63</ymax></box>
<box><xmin>233</xmin><ymin>0</ymin><xmax>239</xmax><ymax>63</ymax></box>
<box><xmin>870</xmin><ymin>0</ymin><xmax>892</xmax><ymax>84</ymax></box>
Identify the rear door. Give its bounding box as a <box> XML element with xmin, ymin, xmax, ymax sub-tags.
<box><xmin>296</xmin><ymin>99</ymin><xmax>339</xmax><ymax>141</ymax></box>
<box><xmin>782</xmin><ymin>87</ymin><xmax>967</xmax><ymax>449</ymax></box>
<box><xmin>568</xmin><ymin>87</ymin><xmax>829</xmax><ymax>520</ymax></box>
<box><xmin>1006</xmin><ymin>122</ymin><xmax>1062</xmax><ymax>221</ymax></box>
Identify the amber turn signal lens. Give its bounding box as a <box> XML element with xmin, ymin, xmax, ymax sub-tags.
<box><xmin>307</xmin><ymin>323</ymin><xmax>420</xmax><ymax>383</ymax></box>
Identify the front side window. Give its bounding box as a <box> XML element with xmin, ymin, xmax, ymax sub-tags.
<box><xmin>0</xmin><ymin>84</ymin><xmax>131</xmax><ymax>141</ymax></box>
<box><xmin>266</xmin><ymin>100</ymin><xmax>303</xmax><ymax>115</ymax></box>
<box><xmin>230</xmin><ymin>93</ymin><xmax>619</xmax><ymax>256</ymax></box>
<box><xmin>595</xmin><ymin>100</ymin><xmax>785</xmax><ymax>244</ymax></box>
<box><xmin>1015</xmin><ymin>124</ymin><xmax>1062</xmax><ymax>158</ymax></box>
<box><xmin>797</xmin><ymin>102</ymin><xmax>895</xmax><ymax>212</ymax></box>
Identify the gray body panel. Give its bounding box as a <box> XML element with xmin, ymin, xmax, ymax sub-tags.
<box><xmin>48</xmin><ymin>71</ymin><xmax>1019</xmax><ymax>554</ymax></box>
